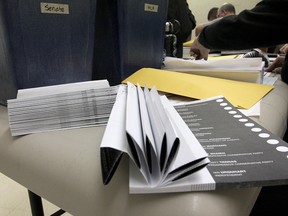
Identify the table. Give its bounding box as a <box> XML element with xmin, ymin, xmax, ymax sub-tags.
<box><xmin>0</xmin><ymin>79</ymin><xmax>287</xmax><ymax>216</ymax></box>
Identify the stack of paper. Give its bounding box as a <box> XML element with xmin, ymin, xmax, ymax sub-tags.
<box><xmin>100</xmin><ymin>83</ymin><xmax>210</xmax><ymax>189</ymax></box>
<box><xmin>7</xmin><ymin>80</ymin><xmax>118</xmax><ymax>136</ymax></box>
<box><xmin>163</xmin><ymin>57</ymin><xmax>265</xmax><ymax>83</ymax></box>
<box><xmin>101</xmin><ymin>84</ymin><xmax>288</xmax><ymax>194</ymax></box>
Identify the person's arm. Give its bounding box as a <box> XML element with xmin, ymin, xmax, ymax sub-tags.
<box><xmin>190</xmin><ymin>0</ymin><xmax>288</xmax><ymax>60</ymax></box>
<box><xmin>190</xmin><ymin>38</ymin><xmax>210</xmax><ymax>60</ymax></box>
<box><xmin>195</xmin><ymin>25</ymin><xmax>204</xmax><ymax>37</ymax></box>
<box><xmin>280</xmin><ymin>44</ymin><xmax>288</xmax><ymax>54</ymax></box>
<box><xmin>198</xmin><ymin>0</ymin><xmax>288</xmax><ymax>50</ymax></box>
<box><xmin>195</xmin><ymin>17</ymin><xmax>222</xmax><ymax>37</ymax></box>
<box><xmin>266</xmin><ymin>56</ymin><xmax>285</xmax><ymax>73</ymax></box>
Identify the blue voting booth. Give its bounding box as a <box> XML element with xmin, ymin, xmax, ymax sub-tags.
<box><xmin>0</xmin><ymin>0</ymin><xmax>97</xmax><ymax>105</ymax></box>
<box><xmin>93</xmin><ymin>0</ymin><xmax>168</xmax><ymax>85</ymax></box>
<box><xmin>0</xmin><ymin>0</ymin><xmax>168</xmax><ymax>105</ymax></box>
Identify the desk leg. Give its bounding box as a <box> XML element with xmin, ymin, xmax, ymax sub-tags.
<box><xmin>28</xmin><ymin>190</ymin><xmax>44</xmax><ymax>216</ymax></box>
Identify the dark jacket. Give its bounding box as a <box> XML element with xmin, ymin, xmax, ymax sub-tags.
<box><xmin>167</xmin><ymin>0</ymin><xmax>196</xmax><ymax>57</ymax></box>
<box><xmin>198</xmin><ymin>0</ymin><xmax>288</xmax><ymax>50</ymax></box>
<box><xmin>198</xmin><ymin>0</ymin><xmax>288</xmax><ymax>84</ymax></box>
<box><xmin>167</xmin><ymin>0</ymin><xmax>196</xmax><ymax>43</ymax></box>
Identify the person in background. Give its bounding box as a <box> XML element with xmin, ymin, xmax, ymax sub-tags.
<box><xmin>207</xmin><ymin>7</ymin><xmax>219</xmax><ymax>21</ymax></box>
<box><xmin>189</xmin><ymin>0</ymin><xmax>287</xmax><ymax>57</ymax></box>
<box><xmin>190</xmin><ymin>0</ymin><xmax>288</xmax><ymax>83</ymax></box>
<box><xmin>195</xmin><ymin>3</ymin><xmax>235</xmax><ymax>37</ymax></box>
<box><xmin>167</xmin><ymin>0</ymin><xmax>196</xmax><ymax>58</ymax></box>
<box><xmin>216</xmin><ymin>2</ymin><xmax>236</xmax><ymax>18</ymax></box>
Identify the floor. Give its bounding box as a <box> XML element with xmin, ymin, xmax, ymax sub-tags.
<box><xmin>0</xmin><ymin>172</ymin><xmax>72</xmax><ymax>216</ymax></box>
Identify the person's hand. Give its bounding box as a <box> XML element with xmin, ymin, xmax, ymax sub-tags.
<box><xmin>190</xmin><ymin>38</ymin><xmax>210</xmax><ymax>60</ymax></box>
<box><xmin>280</xmin><ymin>44</ymin><xmax>288</xmax><ymax>54</ymax></box>
<box><xmin>266</xmin><ymin>56</ymin><xmax>285</xmax><ymax>74</ymax></box>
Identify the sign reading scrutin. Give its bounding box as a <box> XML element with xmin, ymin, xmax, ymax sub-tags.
<box><xmin>144</xmin><ymin>3</ymin><xmax>158</xmax><ymax>12</ymax></box>
<box><xmin>40</xmin><ymin>2</ymin><xmax>69</xmax><ymax>14</ymax></box>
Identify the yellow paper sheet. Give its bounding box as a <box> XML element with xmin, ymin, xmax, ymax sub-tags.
<box><xmin>208</xmin><ymin>55</ymin><xmax>239</xmax><ymax>60</ymax></box>
<box><xmin>122</xmin><ymin>68</ymin><xmax>273</xmax><ymax>109</ymax></box>
<box><xmin>183</xmin><ymin>40</ymin><xmax>194</xmax><ymax>47</ymax></box>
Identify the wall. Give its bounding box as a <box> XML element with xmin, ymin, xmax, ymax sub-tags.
<box><xmin>187</xmin><ymin>0</ymin><xmax>261</xmax><ymax>38</ymax></box>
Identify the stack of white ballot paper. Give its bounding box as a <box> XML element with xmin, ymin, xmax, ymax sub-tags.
<box><xmin>7</xmin><ymin>80</ymin><xmax>118</xmax><ymax>136</ymax></box>
<box><xmin>163</xmin><ymin>57</ymin><xmax>265</xmax><ymax>83</ymax></box>
<box><xmin>101</xmin><ymin>83</ymin><xmax>288</xmax><ymax>194</ymax></box>
<box><xmin>100</xmin><ymin>83</ymin><xmax>210</xmax><ymax>191</ymax></box>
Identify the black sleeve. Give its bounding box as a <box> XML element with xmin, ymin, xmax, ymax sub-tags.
<box><xmin>167</xmin><ymin>0</ymin><xmax>196</xmax><ymax>43</ymax></box>
<box><xmin>198</xmin><ymin>0</ymin><xmax>288</xmax><ymax>50</ymax></box>
<box><xmin>281</xmin><ymin>54</ymin><xmax>288</xmax><ymax>84</ymax></box>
